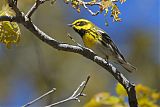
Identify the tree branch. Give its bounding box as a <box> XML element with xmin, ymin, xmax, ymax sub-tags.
<box><xmin>0</xmin><ymin>16</ymin><xmax>17</xmax><ymax>22</ymax></box>
<box><xmin>5</xmin><ymin>0</ymin><xmax>138</xmax><ymax>107</ymax></box>
<box><xmin>78</xmin><ymin>0</ymin><xmax>99</xmax><ymax>16</ymax></box>
<box><xmin>81</xmin><ymin>2</ymin><xmax>99</xmax><ymax>16</ymax></box>
<box><xmin>8</xmin><ymin>0</ymin><xmax>21</xmax><ymax>16</ymax></box>
<box><xmin>26</xmin><ymin>0</ymin><xmax>50</xmax><ymax>18</ymax></box>
<box><xmin>45</xmin><ymin>76</ymin><xmax>90</xmax><ymax>107</ymax></box>
<box><xmin>21</xmin><ymin>76</ymin><xmax>90</xmax><ymax>107</ymax></box>
<box><xmin>22</xmin><ymin>88</ymin><xmax>56</xmax><ymax>107</ymax></box>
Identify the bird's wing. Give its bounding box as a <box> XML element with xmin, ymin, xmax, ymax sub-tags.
<box><xmin>97</xmin><ymin>29</ymin><xmax>127</xmax><ymax>62</ymax></box>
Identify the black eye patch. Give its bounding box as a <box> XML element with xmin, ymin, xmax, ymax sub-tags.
<box><xmin>75</xmin><ymin>21</ymin><xmax>87</xmax><ymax>26</ymax></box>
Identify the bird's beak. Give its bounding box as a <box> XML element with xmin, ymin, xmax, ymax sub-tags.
<box><xmin>67</xmin><ymin>24</ymin><xmax>73</xmax><ymax>27</ymax></box>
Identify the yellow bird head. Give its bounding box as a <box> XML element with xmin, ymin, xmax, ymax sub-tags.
<box><xmin>68</xmin><ymin>19</ymin><xmax>94</xmax><ymax>36</ymax></box>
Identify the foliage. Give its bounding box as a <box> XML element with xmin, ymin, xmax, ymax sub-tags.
<box><xmin>64</xmin><ymin>0</ymin><xmax>126</xmax><ymax>22</ymax></box>
<box><xmin>84</xmin><ymin>83</ymin><xmax>160</xmax><ymax>107</ymax></box>
<box><xmin>0</xmin><ymin>4</ymin><xmax>20</xmax><ymax>48</ymax></box>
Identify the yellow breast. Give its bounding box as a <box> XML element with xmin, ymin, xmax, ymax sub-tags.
<box><xmin>82</xmin><ymin>32</ymin><xmax>99</xmax><ymax>48</ymax></box>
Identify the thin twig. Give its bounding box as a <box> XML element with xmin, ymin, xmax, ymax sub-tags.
<box><xmin>26</xmin><ymin>0</ymin><xmax>50</xmax><ymax>18</ymax></box>
<box><xmin>8</xmin><ymin>0</ymin><xmax>21</xmax><ymax>16</ymax></box>
<box><xmin>82</xmin><ymin>2</ymin><xmax>99</xmax><ymax>16</ymax></box>
<box><xmin>22</xmin><ymin>88</ymin><xmax>56</xmax><ymax>107</ymax></box>
<box><xmin>45</xmin><ymin>76</ymin><xmax>90</xmax><ymax>107</ymax></box>
<box><xmin>83</xmin><ymin>1</ymin><xmax>102</xmax><ymax>6</ymax></box>
<box><xmin>77</xmin><ymin>0</ymin><xmax>99</xmax><ymax>16</ymax></box>
<box><xmin>67</xmin><ymin>33</ymin><xmax>82</xmax><ymax>47</ymax></box>
<box><xmin>78</xmin><ymin>75</ymin><xmax>90</xmax><ymax>95</ymax></box>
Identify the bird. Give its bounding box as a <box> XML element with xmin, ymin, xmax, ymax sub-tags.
<box><xmin>68</xmin><ymin>19</ymin><xmax>136</xmax><ymax>73</ymax></box>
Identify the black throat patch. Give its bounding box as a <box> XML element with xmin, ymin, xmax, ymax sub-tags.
<box><xmin>73</xmin><ymin>28</ymin><xmax>86</xmax><ymax>38</ymax></box>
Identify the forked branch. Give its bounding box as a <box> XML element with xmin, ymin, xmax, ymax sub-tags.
<box><xmin>26</xmin><ymin>0</ymin><xmax>51</xmax><ymax>18</ymax></box>
<box><xmin>45</xmin><ymin>76</ymin><xmax>90</xmax><ymax>107</ymax></box>
<box><xmin>21</xmin><ymin>76</ymin><xmax>90</xmax><ymax>107</ymax></box>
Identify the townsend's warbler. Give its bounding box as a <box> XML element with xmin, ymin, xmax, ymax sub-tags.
<box><xmin>68</xmin><ymin>19</ymin><xmax>136</xmax><ymax>72</ymax></box>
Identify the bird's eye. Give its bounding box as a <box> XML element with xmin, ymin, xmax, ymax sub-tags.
<box><xmin>76</xmin><ymin>21</ymin><xmax>87</xmax><ymax>26</ymax></box>
<box><xmin>76</xmin><ymin>22</ymin><xmax>81</xmax><ymax>26</ymax></box>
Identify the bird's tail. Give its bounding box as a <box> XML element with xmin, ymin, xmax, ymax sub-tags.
<box><xmin>118</xmin><ymin>59</ymin><xmax>137</xmax><ymax>73</ymax></box>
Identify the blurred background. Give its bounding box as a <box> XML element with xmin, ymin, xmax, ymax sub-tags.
<box><xmin>0</xmin><ymin>0</ymin><xmax>159</xmax><ymax>107</ymax></box>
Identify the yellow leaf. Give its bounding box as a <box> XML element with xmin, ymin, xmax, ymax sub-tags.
<box><xmin>100</xmin><ymin>0</ymin><xmax>113</xmax><ymax>12</ymax></box>
<box><xmin>103</xmin><ymin>96</ymin><xmax>120</xmax><ymax>105</ymax></box>
<box><xmin>0</xmin><ymin>4</ymin><xmax>15</xmax><ymax>16</ymax></box>
<box><xmin>0</xmin><ymin>5</ymin><xmax>20</xmax><ymax>48</ymax></box>
<box><xmin>84</xmin><ymin>92</ymin><xmax>110</xmax><ymax>107</ymax></box>
<box><xmin>138</xmin><ymin>97</ymin><xmax>159</xmax><ymax>107</ymax></box>
<box><xmin>84</xmin><ymin>84</ymin><xmax>160</xmax><ymax>107</ymax></box>
<box><xmin>111</xmin><ymin>4</ymin><xmax>121</xmax><ymax>22</ymax></box>
<box><xmin>136</xmin><ymin>84</ymin><xmax>151</xmax><ymax>95</ymax></box>
<box><xmin>151</xmin><ymin>92</ymin><xmax>160</xmax><ymax>101</ymax></box>
<box><xmin>71</xmin><ymin>0</ymin><xmax>81</xmax><ymax>13</ymax></box>
<box><xmin>84</xmin><ymin>92</ymin><xmax>125</xmax><ymax>107</ymax></box>
<box><xmin>116</xmin><ymin>83</ymin><xmax>127</xmax><ymax>97</ymax></box>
